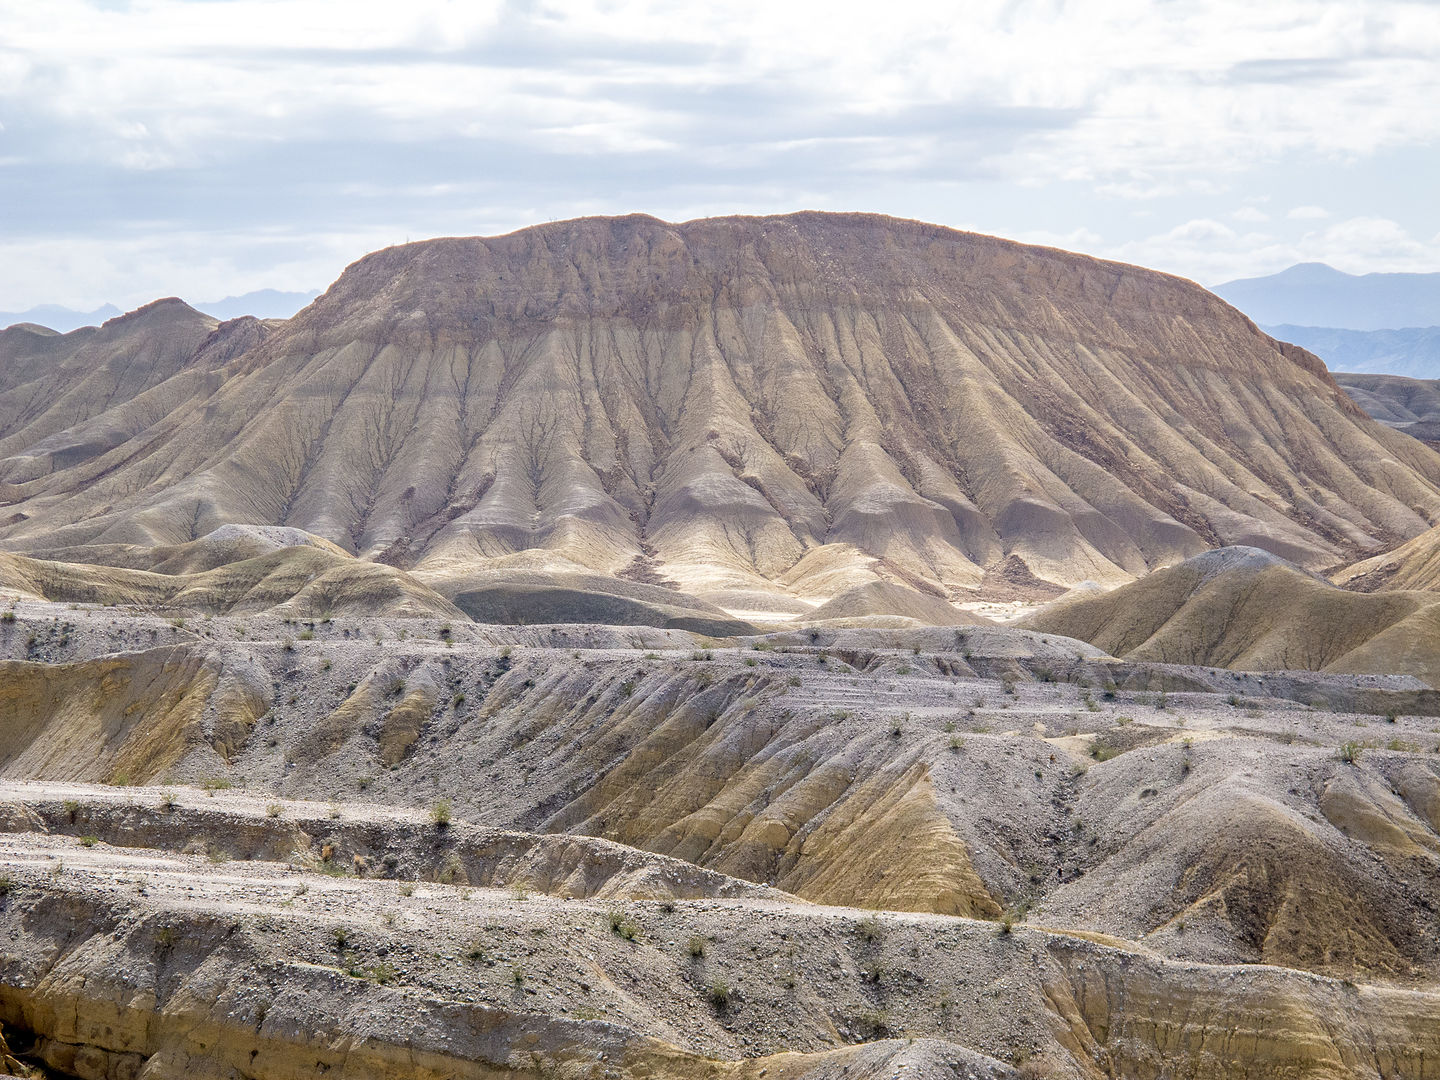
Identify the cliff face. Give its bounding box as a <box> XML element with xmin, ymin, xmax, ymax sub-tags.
<box><xmin>3</xmin><ymin>213</ymin><xmax>1439</xmax><ymax>605</ymax></box>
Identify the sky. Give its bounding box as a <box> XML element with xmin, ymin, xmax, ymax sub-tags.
<box><xmin>2</xmin><ymin>0</ymin><xmax>1439</xmax><ymax>311</ymax></box>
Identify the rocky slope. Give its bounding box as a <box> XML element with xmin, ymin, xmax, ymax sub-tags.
<box><xmin>2</xmin><ymin>594</ymin><xmax>1440</xmax><ymax>1076</ymax></box>
<box><xmin>1336</xmin><ymin>371</ymin><xmax>1440</xmax><ymax>444</ymax></box>
<box><xmin>3</xmin><ymin>214</ymin><xmax>1439</xmax><ymax>624</ymax></box>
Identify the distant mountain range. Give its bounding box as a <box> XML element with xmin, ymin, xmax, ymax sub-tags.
<box><xmin>1212</xmin><ymin>262</ymin><xmax>1440</xmax><ymax>331</ymax></box>
<box><xmin>0</xmin><ymin>289</ymin><xmax>319</xmax><ymax>332</ymax></box>
<box><xmin>1212</xmin><ymin>262</ymin><xmax>1440</xmax><ymax>378</ymax></box>
<box><xmin>1261</xmin><ymin>323</ymin><xmax>1440</xmax><ymax>379</ymax></box>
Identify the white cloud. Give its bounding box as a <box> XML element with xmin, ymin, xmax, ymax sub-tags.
<box><xmin>1288</xmin><ymin>205</ymin><xmax>1331</xmax><ymax>219</ymax></box>
<box><xmin>1103</xmin><ymin>215</ymin><xmax>1440</xmax><ymax>285</ymax></box>
<box><xmin>2</xmin><ymin>0</ymin><xmax>1439</xmax><ymax>304</ymax></box>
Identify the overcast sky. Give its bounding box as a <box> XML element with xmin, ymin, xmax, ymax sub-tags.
<box><xmin>2</xmin><ymin>0</ymin><xmax>1439</xmax><ymax>310</ymax></box>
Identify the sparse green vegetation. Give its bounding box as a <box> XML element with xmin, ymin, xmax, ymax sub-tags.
<box><xmin>608</xmin><ymin>910</ymin><xmax>640</xmax><ymax>941</ymax></box>
<box><xmin>430</xmin><ymin>799</ymin><xmax>452</xmax><ymax>827</ymax></box>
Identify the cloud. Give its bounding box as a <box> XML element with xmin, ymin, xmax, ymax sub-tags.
<box><xmin>1231</xmin><ymin>206</ymin><xmax>1271</xmax><ymax>223</ymax></box>
<box><xmin>1288</xmin><ymin>205</ymin><xmax>1331</xmax><ymax>219</ymax></box>
<box><xmin>1102</xmin><ymin>215</ymin><xmax>1440</xmax><ymax>285</ymax></box>
<box><xmin>1</xmin><ymin>0</ymin><xmax>1439</xmax><ymax>304</ymax></box>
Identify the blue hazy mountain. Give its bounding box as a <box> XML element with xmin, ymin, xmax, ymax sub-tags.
<box><xmin>0</xmin><ymin>289</ymin><xmax>318</xmax><ymax>332</ymax></box>
<box><xmin>1263</xmin><ymin>323</ymin><xmax>1440</xmax><ymax>379</ymax></box>
<box><xmin>1213</xmin><ymin>262</ymin><xmax>1440</xmax><ymax>331</ymax></box>
<box><xmin>0</xmin><ymin>303</ymin><xmax>123</xmax><ymax>333</ymax></box>
<box><xmin>194</xmin><ymin>289</ymin><xmax>320</xmax><ymax>321</ymax></box>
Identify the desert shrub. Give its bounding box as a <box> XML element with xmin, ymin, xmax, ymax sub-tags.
<box><xmin>607</xmin><ymin>910</ymin><xmax>639</xmax><ymax>941</ymax></box>
<box><xmin>686</xmin><ymin>935</ymin><xmax>707</xmax><ymax>957</ymax></box>
<box><xmin>266</xmin><ymin>803</ymin><xmax>284</xmax><ymax>818</ymax></box>
<box><xmin>430</xmin><ymin>799</ymin><xmax>452</xmax><ymax>826</ymax></box>
<box><xmin>707</xmin><ymin>980</ymin><xmax>730</xmax><ymax>1009</ymax></box>
<box><xmin>1340</xmin><ymin>741</ymin><xmax>1362</xmax><ymax>764</ymax></box>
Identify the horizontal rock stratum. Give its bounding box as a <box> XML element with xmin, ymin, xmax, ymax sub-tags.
<box><xmin>2</xmin><ymin>212</ymin><xmax>1439</xmax><ymax>616</ymax></box>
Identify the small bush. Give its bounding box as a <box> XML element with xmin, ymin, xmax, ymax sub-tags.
<box><xmin>330</xmin><ymin>925</ymin><xmax>350</xmax><ymax>950</ymax></box>
<box><xmin>1339</xmin><ymin>741</ymin><xmax>1362</xmax><ymax>764</ymax></box>
<box><xmin>79</xmin><ymin>836</ymin><xmax>98</xmax><ymax>848</ymax></box>
<box><xmin>200</xmin><ymin>777</ymin><xmax>232</xmax><ymax>791</ymax></box>
<box><xmin>159</xmin><ymin>790</ymin><xmax>177</xmax><ymax>810</ymax></box>
<box><xmin>607</xmin><ymin>910</ymin><xmax>639</xmax><ymax>941</ymax></box>
<box><xmin>430</xmin><ymin>800</ymin><xmax>452</xmax><ymax>826</ymax></box>
<box><xmin>707</xmin><ymin>980</ymin><xmax>730</xmax><ymax>1009</ymax></box>
<box><xmin>686</xmin><ymin>935</ymin><xmax>707</xmax><ymax>957</ymax></box>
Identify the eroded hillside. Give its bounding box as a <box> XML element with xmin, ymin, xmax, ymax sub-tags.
<box><xmin>3</xmin><ymin>214</ymin><xmax>1439</xmax><ymax>622</ymax></box>
<box><xmin>3</xmin><ymin>598</ymin><xmax>1440</xmax><ymax>1078</ymax></box>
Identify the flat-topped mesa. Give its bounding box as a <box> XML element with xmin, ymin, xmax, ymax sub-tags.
<box><xmin>2</xmin><ymin>212</ymin><xmax>1438</xmax><ymax>611</ymax></box>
